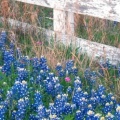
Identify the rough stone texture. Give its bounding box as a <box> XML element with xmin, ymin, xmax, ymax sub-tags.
<box><xmin>16</xmin><ymin>0</ymin><xmax>120</xmax><ymax>22</ymax></box>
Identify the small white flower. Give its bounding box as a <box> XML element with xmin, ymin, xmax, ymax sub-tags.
<box><xmin>111</xmin><ymin>96</ymin><xmax>115</xmax><ymax>100</ymax></box>
<box><xmin>0</xmin><ymin>105</ymin><xmax>3</xmax><ymax>109</ymax></box>
<box><xmin>41</xmin><ymin>55</ymin><xmax>44</xmax><ymax>58</ymax></box>
<box><xmin>72</xmin><ymin>66</ymin><xmax>76</xmax><ymax>69</ymax></box>
<box><xmin>49</xmin><ymin>103</ymin><xmax>54</xmax><ymax>106</ymax></box>
<box><xmin>110</xmin><ymin>101</ymin><xmax>113</xmax><ymax>105</ymax></box>
<box><xmin>100</xmin><ymin>117</ymin><xmax>105</xmax><ymax>120</ymax></box>
<box><xmin>90</xmin><ymin>97</ymin><xmax>95</xmax><ymax>100</ymax></box>
<box><xmin>3</xmin><ymin>82</ymin><xmax>7</xmax><ymax>85</ymax></box>
<box><xmin>84</xmin><ymin>92</ymin><xmax>88</xmax><ymax>95</ymax></box>
<box><xmin>95</xmin><ymin>113</ymin><xmax>101</xmax><ymax>117</ymax></box>
<box><xmin>49</xmin><ymin>114</ymin><xmax>57</xmax><ymax>119</ymax></box>
<box><xmin>46</xmin><ymin>109</ymin><xmax>50</xmax><ymax>113</ymax></box>
<box><xmin>116</xmin><ymin>106</ymin><xmax>120</xmax><ymax>112</ymax></box>
<box><xmin>106</xmin><ymin>112</ymin><xmax>114</xmax><ymax>118</ymax></box>
<box><xmin>15</xmin><ymin>81</ymin><xmax>20</xmax><ymax>84</ymax></box>
<box><xmin>77</xmin><ymin>87</ymin><xmax>82</xmax><ymax>92</ymax></box>
<box><xmin>81</xmin><ymin>97</ymin><xmax>87</xmax><ymax>102</ymax></box>
<box><xmin>17</xmin><ymin>67</ymin><xmax>25</xmax><ymax>71</ymax></box>
<box><xmin>40</xmin><ymin>70</ymin><xmax>44</xmax><ymax>73</ymax></box>
<box><xmin>25</xmin><ymin>97</ymin><xmax>29</xmax><ymax>100</ymax></box>
<box><xmin>36</xmin><ymin>90</ymin><xmax>39</xmax><ymax>93</ymax></box>
<box><xmin>22</xmin><ymin>80</ymin><xmax>27</xmax><ymax>85</ymax></box>
<box><xmin>38</xmin><ymin>105</ymin><xmax>43</xmax><ymax>110</ymax></box>
<box><xmin>101</xmin><ymin>95</ymin><xmax>106</xmax><ymax>98</ymax></box>
<box><xmin>57</xmin><ymin>62</ymin><xmax>61</xmax><ymax>66</ymax></box>
<box><xmin>62</xmin><ymin>94</ymin><xmax>68</xmax><ymax>97</ymax></box>
<box><xmin>88</xmin><ymin>104</ymin><xmax>92</xmax><ymax>108</ymax></box>
<box><xmin>105</xmin><ymin>103</ymin><xmax>110</xmax><ymax>106</ymax></box>
<box><xmin>75</xmin><ymin>80</ymin><xmax>81</xmax><ymax>84</ymax></box>
<box><xmin>18</xmin><ymin>98</ymin><xmax>24</xmax><ymax>102</ymax></box>
<box><xmin>25</xmin><ymin>56</ymin><xmax>29</xmax><ymax>59</ymax></box>
<box><xmin>87</xmin><ymin>110</ymin><xmax>94</xmax><ymax>115</ymax></box>
<box><xmin>57</xmin><ymin>94</ymin><xmax>61</xmax><ymax>99</ymax></box>
<box><xmin>65</xmin><ymin>103</ymin><xmax>70</xmax><ymax>106</ymax></box>
<box><xmin>76</xmin><ymin>110</ymin><xmax>81</xmax><ymax>113</ymax></box>
<box><xmin>54</xmin><ymin>77</ymin><xmax>59</xmax><ymax>80</ymax></box>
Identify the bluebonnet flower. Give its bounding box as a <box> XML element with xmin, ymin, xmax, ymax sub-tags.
<box><xmin>87</xmin><ymin>104</ymin><xmax>93</xmax><ymax>111</ymax></box>
<box><xmin>37</xmin><ymin>105</ymin><xmax>46</xmax><ymax>119</ymax></box>
<box><xmin>9</xmin><ymin>41</ymin><xmax>15</xmax><ymax>55</ymax></box>
<box><xmin>63</xmin><ymin>103</ymin><xmax>72</xmax><ymax>115</ymax></box>
<box><xmin>34</xmin><ymin>91</ymin><xmax>43</xmax><ymax>110</ymax></box>
<box><xmin>44</xmin><ymin>76</ymin><xmax>62</xmax><ymax>97</ymax></box>
<box><xmin>20</xmin><ymin>80</ymin><xmax>28</xmax><ymax>98</ymax></box>
<box><xmin>84</xmin><ymin>68</ymin><xmax>91</xmax><ymax>80</ymax></box>
<box><xmin>89</xmin><ymin>97</ymin><xmax>98</xmax><ymax>109</ymax></box>
<box><xmin>93</xmin><ymin>113</ymin><xmax>101</xmax><ymax>120</ymax></box>
<box><xmin>58</xmin><ymin>69</ymin><xmax>65</xmax><ymax>77</ymax></box>
<box><xmin>74</xmin><ymin>79</ymin><xmax>82</xmax><ymax>88</ymax></box>
<box><xmin>11</xmin><ymin>110</ymin><xmax>17</xmax><ymax>120</ymax></box>
<box><xmin>75</xmin><ymin>110</ymin><xmax>84</xmax><ymax>120</ymax></box>
<box><xmin>89</xmin><ymin>71</ymin><xmax>97</xmax><ymax>85</ymax></box>
<box><xmin>16</xmin><ymin>67</ymin><xmax>28</xmax><ymax>81</ymax></box>
<box><xmin>40</xmin><ymin>70</ymin><xmax>47</xmax><ymax>77</ymax></box>
<box><xmin>0</xmin><ymin>105</ymin><xmax>6</xmax><ymax>120</ymax></box>
<box><xmin>40</xmin><ymin>56</ymin><xmax>49</xmax><ymax>72</ymax></box>
<box><xmin>105</xmin><ymin>112</ymin><xmax>114</xmax><ymax>120</ymax></box>
<box><xmin>10</xmin><ymin>80</ymin><xmax>28</xmax><ymax>100</ymax></box>
<box><xmin>62</xmin><ymin>94</ymin><xmax>68</xmax><ymax>103</ymax></box>
<box><xmin>103</xmin><ymin>102</ymin><xmax>113</xmax><ymax>114</ymax></box>
<box><xmin>1</xmin><ymin>50</ymin><xmax>15</xmax><ymax>75</ymax></box>
<box><xmin>107</xmin><ymin>93</ymin><xmax>116</xmax><ymax>104</ymax></box>
<box><xmin>86</xmin><ymin>110</ymin><xmax>95</xmax><ymax>120</ymax></box>
<box><xmin>72</xmin><ymin>87</ymin><xmax>84</xmax><ymax>106</ymax></box>
<box><xmin>49</xmin><ymin>103</ymin><xmax>56</xmax><ymax>115</ymax></box>
<box><xmin>56</xmin><ymin>63</ymin><xmax>62</xmax><ymax>71</ymax></box>
<box><xmin>97</xmin><ymin>85</ymin><xmax>106</xmax><ymax>96</ymax></box>
<box><xmin>71</xmin><ymin>66</ymin><xmax>78</xmax><ymax>75</ymax></box>
<box><xmin>19</xmin><ymin>56</ymin><xmax>30</xmax><ymax>68</ymax></box>
<box><xmin>36</xmin><ymin>74</ymin><xmax>42</xmax><ymax>84</ymax></box>
<box><xmin>66</xmin><ymin>60</ymin><xmax>74</xmax><ymax>70</ymax></box>
<box><xmin>45</xmin><ymin>81</ymin><xmax>55</xmax><ymax>96</ymax></box>
<box><xmin>54</xmin><ymin>95</ymin><xmax>64</xmax><ymax>116</ymax></box>
<box><xmin>65</xmin><ymin>60</ymin><xmax>74</xmax><ymax>74</ymax></box>
<box><xmin>15</xmin><ymin>97</ymin><xmax>29</xmax><ymax>120</ymax></box>
<box><xmin>54</xmin><ymin>83</ymin><xmax>63</xmax><ymax>95</ymax></box>
<box><xmin>0</xmin><ymin>31</ymin><xmax>7</xmax><ymax>51</ymax></box>
<box><xmin>40</xmin><ymin>56</ymin><xmax>47</xmax><ymax>63</ymax></box>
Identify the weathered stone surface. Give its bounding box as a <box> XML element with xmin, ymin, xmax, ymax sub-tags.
<box><xmin>16</xmin><ymin>0</ymin><xmax>120</xmax><ymax>22</ymax></box>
